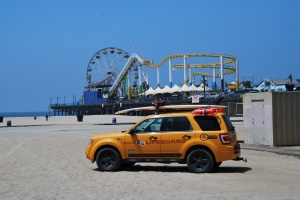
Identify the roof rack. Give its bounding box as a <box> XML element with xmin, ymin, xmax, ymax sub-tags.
<box><xmin>152</xmin><ymin>100</ymin><xmax>167</xmax><ymax>114</ymax></box>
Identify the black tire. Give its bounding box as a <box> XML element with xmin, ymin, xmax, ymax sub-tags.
<box><xmin>186</xmin><ymin>149</ymin><xmax>215</xmax><ymax>173</ymax></box>
<box><xmin>96</xmin><ymin>148</ymin><xmax>121</xmax><ymax>171</ymax></box>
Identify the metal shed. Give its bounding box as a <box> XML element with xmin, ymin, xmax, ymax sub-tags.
<box><xmin>243</xmin><ymin>92</ymin><xmax>300</xmax><ymax>146</ymax></box>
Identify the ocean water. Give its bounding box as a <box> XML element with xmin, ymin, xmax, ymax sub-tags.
<box><xmin>0</xmin><ymin>111</ymin><xmax>56</xmax><ymax>118</ymax></box>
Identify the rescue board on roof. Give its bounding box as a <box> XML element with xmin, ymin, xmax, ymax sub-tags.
<box><xmin>115</xmin><ymin>105</ymin><xmax>226</xmax><ymax>115</ymax></box>
<box><xmin>192</xmin><ymin>107</ymin><xmax>226</xmax><ymax>116</ymax></box>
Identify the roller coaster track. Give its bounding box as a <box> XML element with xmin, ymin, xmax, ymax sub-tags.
<box><xmin>109</xmin><ymin>53</ymin><xmax>144</xmax><ymax>97</ymax></box>
<box><xmin>140</xmin><ymin>53</ymin><xmax>236</xmax><ymax>68</ymax></box>
<box><xmin>108</xmin><ymin>52</ymin><xmax>237</xmax><ymax>97</ymax></box>
<box><xmin>140</xmin><ymin>53</ymin><xmax>237</xmax><ymax>85</ymax></box>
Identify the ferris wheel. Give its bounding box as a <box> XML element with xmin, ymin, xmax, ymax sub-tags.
<box><xmin>86</xmin><ymin>47</ymin><xmax>130</xmax><ymax>88</ymax></box>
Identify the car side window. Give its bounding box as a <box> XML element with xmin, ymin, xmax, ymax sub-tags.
<box><xmin>134</xmin><ymin>118</ymin><xmax>162</xmax><ymax>133</ymax></box>
<box><xmin>222</xmin><ymin>114</ymin><xmax>234</xmax><ymax>132</ymax></box>
<box><xmin>194</xmin><ymin>116</ymin><xmax>221</xmax><ymax>131</ymax></box>
<box><xmin>162</xmin><ymin>117</ymin><xmax>193</xmax><ymax>131</ymax></box>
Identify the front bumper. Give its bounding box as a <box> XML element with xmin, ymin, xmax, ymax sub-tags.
<box><xmin>85</xmin><ymin>145</ymin><xmax>94</xmax><ymax>163</ymax></box>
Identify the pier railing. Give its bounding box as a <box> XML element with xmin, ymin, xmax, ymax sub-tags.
<box><xmin>50</xmin><ymin>97</ymin><xmax>243</xmax><ymax>117</ymax></box>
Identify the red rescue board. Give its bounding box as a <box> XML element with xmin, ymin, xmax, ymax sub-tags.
<box><xmin>192</xmin><ymin>107</ymin><xmax>226</xmax><ymax>116</ymax></box>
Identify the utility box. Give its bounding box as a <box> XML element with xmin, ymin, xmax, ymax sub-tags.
<box><xmin>83</xmin><ymin>90</ymin><xmax>105</xmax><ymax>105</ymax></box>
<box><xmin>243</xmin><ymin>92</ymin><xmax>300</xmax><ymax>146</ymax></box>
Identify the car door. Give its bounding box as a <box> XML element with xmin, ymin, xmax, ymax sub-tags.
<box><xmin>124</xmin><ymin>117</ymin><xmax>162</xmax><ymax>158</ymax></box>
<box><xmin>160</xmin><ymin>117</ymin><xmax>195</xmax><ymax>158</ymax></box>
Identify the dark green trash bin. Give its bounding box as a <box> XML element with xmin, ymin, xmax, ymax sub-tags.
<box><xmin>77</xmin><ymin>115</ymin><xmax>83</xmax><ymax>122</ymax></box>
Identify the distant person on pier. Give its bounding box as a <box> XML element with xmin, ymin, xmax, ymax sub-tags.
<box><xmin>45</xmin><ymin>114</ymin><xmax>48</xmax><ymax>121</ymax></box>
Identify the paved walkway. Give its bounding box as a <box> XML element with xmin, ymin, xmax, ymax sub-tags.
<box><xmin>241</xmin><ymin>143</ymin><xmax>300</xmax><ymax>158</ymax></box>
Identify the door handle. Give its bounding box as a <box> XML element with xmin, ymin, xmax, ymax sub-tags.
<box><xmin>149</xmin><ymin>136</ymin><xmax>157</xmax><ymax>140</ymax></box>
<box><xmin>182</xmin><ymin>135</ymin><xmax>191</xmax><ymax>139</ymax></box>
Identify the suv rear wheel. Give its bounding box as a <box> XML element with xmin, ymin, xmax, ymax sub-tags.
<box><xmin>187</xmin><ymin>149</ymin><xmax>214</xmax><ymax>173</ymax></box>
<box><xmin>96</xmin><ymin>148</ymin><xmax>121</xmax><ymax>171</ymax></box>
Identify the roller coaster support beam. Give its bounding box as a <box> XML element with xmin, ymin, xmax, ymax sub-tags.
<box><xmin>184</xmin><ymin>55</ymin><xmax>187</xmax><ymax>85</ymax></box>
<box><xmin>220</xmin><ymin>55</ymin><xmax>224</xmax><ymax>92</ymax></box>
<box><xmin>189</xmin><ymin>68</ymin><xmax>192</xmax><ymax>86</ymax></box>
<box><xmin>146</xmin><ymin>66</ymin><xmax>149</xmax><ymax>84</ymax></box>
<box><xmin>203</xmin><ymin>76</ymin><xmax>206</xmax><ymax>99</ymax></box>
<box><xmin>169</xmin><ymin>58</ymin><xmax>172</xmax><ymax>87</ymax></box>
<box><xmin>157</xmin><ymin>67</ymin><xmax>160</xmax><ymax>87</ymax></box>
<box><xmin>236</xmin><ymin>59</ymin><xmax>239</xmax><ymax>91</ymax></box>
<box><xmin>213</xmin><ymin>67</ymin><xmax>217</xmax><ymax>90</ymax></box>
<box><xmin>138</xmin><ymin>65</ymin><xmax>142</xmax><ymax>94</ymax></box>
<box><xmin>146</xmin><ymin>66</ymin><xmax>149</xmax><ymax>87</ymax></box>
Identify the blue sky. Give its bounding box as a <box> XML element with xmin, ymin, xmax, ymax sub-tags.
<box><xmin>0</xmin><ymin>0</ymin><xmax>299</xmax><ymax>112</ymax></box>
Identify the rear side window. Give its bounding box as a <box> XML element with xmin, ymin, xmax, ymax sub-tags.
<box><xmin>163</xmin><ymin>117</ymin><xmax>193</xmax><ymax>131</ymax></box>
<box><xmin>222</xmin><ymin>115</ymin><xmax>234</xmax><ymax>132</ymax></box>
<box><xmin>194</xmin><ymin>116</ymin><xmax>221</xmax><ymax>131</ymax></box>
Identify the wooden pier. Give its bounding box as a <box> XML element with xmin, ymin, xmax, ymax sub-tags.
<box><xmin>50</xmin><ymin>97</ymin><xmax>242</xmax><ymax>117</ymax></box>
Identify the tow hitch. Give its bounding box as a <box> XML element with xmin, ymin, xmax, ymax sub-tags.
<box><xmin>233</xmin><ymin>157</ymin><xmax>247</xmax><ymax>162</ymax></box>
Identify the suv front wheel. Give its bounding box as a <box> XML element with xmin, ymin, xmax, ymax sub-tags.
<box><xmin>187</xmin><ymin>149</ymin><xmax>214</xmax><ymax>173</ymax></box>
<box><xmin>96</xmin><ymin>148</ymin><xmax>121</xmax><ymax>171</ymax></box>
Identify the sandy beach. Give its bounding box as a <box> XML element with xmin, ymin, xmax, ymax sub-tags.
<box><xmin>1</xmin><ymin>115</ymin><xmax>300</xmax><ymax>200</ymax></box>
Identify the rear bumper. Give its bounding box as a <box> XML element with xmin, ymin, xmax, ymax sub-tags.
<box><xmin>233</xmin><ymin>157</ymin><xmax>247</xmax><ymax>162</ymax></box>
<box><xmin>234</xmin><ymin>143</ymin><xmax>241</xmax><ymax>155</ymax></box>
<box><xmin>217</xmin><ymin>143</ymin><xmax>241</xmax><ymax>162</ymax></box>
<box><xmin>232</xmin><ymin>143</ymin><xmax>247</xmax><ymax>162</ymax></box>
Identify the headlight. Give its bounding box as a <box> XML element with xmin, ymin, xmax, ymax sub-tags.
<box><xmin>88</xmin><ymin>139</ymin><xmax>93</xmax><ymax>145</ymax></box>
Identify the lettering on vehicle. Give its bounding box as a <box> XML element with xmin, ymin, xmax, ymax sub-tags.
<box><xmin>136</xmin><ymin>139</ymin><xmax>146</xmax><ymax>146</ymax></box>
<box><xmin>135</xmin><ymin>139</ymin><xmax>187</xmax><ymax>146</ymax></box>
<box><xmin>146</xmin><ymin>139</ymin><xmax>186</xmax><ymax>144</ymax></box>
<box><xmin>208</xmin><ymin>135</ymin><xmax>217</xmax><ymax>139</ymax></box>
<box><xmin>200</xmin><ymin>134</ymin><xmax>217</xmax><ymax>141</ymax></box>
<box><xmin>200</xmin><ymin>134</ymin><xmax>208</xmax><ymax>141</ymax></box>
<box><xmin>128</xmin><ymin>149</ymin><xmax>135</xmax><ymax>154</ymax></box>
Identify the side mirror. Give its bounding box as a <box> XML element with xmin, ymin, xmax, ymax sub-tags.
<box><xmin>129</xmin><ymin>128</ymin><xmax>136</xmax><ymax>135</ymax></box>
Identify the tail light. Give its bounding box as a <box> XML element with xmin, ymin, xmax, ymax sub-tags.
<box><xmin>220</xmin><ymin>134</ymin><xmax>230</xmax><ymax>144</ymax></box>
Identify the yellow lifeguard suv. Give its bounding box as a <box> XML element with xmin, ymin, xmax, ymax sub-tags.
<box><xmin>86</xmin><ymin>101</ymin><xmax>246</xmax><ymax>173</ymax></box>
